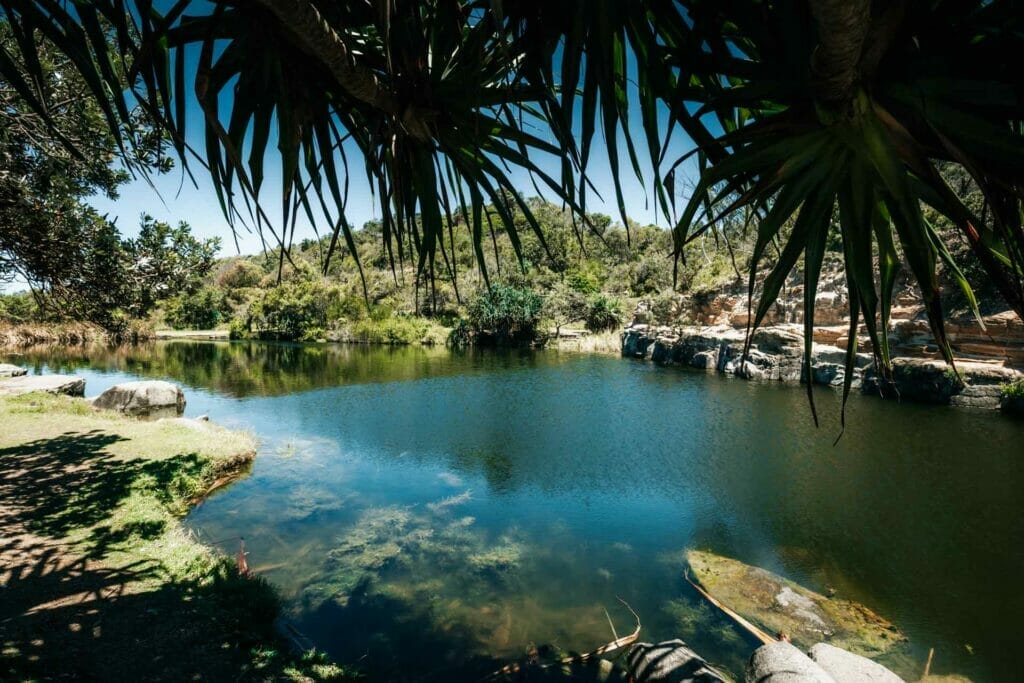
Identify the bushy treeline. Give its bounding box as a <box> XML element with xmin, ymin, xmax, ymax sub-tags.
<box><xmin>1</xmin><ymin>216</ymin><xmax>220</xmax><ymax>334</ymax></box>
<box><xmin>138</xmin><ymin>197</ymin><xmax>750</xmax><ymax>346</ymax></box>
<box><xmin>2</xmin><ymin>190</ymin><xmax>768</xmax><ymax>346</ymax></box>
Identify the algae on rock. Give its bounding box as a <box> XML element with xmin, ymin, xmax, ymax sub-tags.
<box><xmin>685</xmin><ymin>549</ymin><xmax>907</xmax><ymax>658</ymax></box>
<box><xmin>684</xmin><ymin>548</ymin><xmax>909</xmax><ymax>655</ymax></box>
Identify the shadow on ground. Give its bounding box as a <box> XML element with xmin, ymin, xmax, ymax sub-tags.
<box><xmin>0</xmin><ymin>431</ymin><xmax>215</xmax><ymax>555</ymax></box>
<box><xmin>0</xmin><ymin>430</ymin><xmax>277</xmax><ymax>681</ymax></box>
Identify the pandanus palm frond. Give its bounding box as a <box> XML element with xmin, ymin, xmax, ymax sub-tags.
<box><xmin>0</xmin><ymin>0</ymin><xmax>593</xmax><ymax>293</ymax></box>
<box><xmin>666</xmin><ymin>0</ymin><xmax>1024</xmax><ymax>422</ymax></box>
<box><xmin>3</xmin><ymin>0</ymin><xmax>1024</xmax><ymax>421</ymax></box>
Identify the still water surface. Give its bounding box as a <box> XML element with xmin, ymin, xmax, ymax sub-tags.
<box><xmin>10</xmin><ymin>341</ymin><xmax>1024</xmax><ymax>681</ymax></box>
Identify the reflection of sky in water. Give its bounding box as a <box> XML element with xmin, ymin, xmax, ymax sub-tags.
<box><xmin>9</xmin><ymin>342</ymin><xmax>1024</xmax><ymax>681</ymax></box>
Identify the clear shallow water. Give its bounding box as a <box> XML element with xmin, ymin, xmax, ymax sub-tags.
<box><xmin>7</xmin><ymin>341</ymin><xmax>1024</xmax><ymax>681</ymax></box>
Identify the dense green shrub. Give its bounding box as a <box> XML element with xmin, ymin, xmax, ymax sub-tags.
<box><xmin>164</xmin><ymin>287</ymin><xmax>228</xmax><ymax>330</ymax></box>
<box><xmin>650</xmin><ymin>292</ymin><xmax>681</xmax><ymax>325</ymax></box>
<box><xmin>228</xmin><ymin>316</ymin><xmax>250</xmax><ymax>340</ymax></box>
<box><xmin>584</xmin><ymin>295</ymin><xmax>623</xmax><ymax>332</ymax></box>
<box><xmin>466</xmin><ymin>283</ymin><xmax>543</xmax><ymax>344</ymax></box>
<box><xmin>565</xmin><ymin>263</ymin><xmax>603</xmax><ymax>294</ymax></box>
<box><xmin>448</xmin><ymin>318</ymin><xmax>473</xmax><ymax>347</ymax></box>
<box><xmin>249</xmin><ymin>280</ymin><xmax>340</xmax><ymax>341</ymax></box>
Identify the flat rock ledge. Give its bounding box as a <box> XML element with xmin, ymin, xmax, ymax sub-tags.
<box><xmin>0</xmin><ymin>363</ymin><xmax>27</xmax><ymax>378</ymax></box>
<box><xmin>0</xmin><ymin>374</ymin><xmax>85</xmax><ymax>397</ymax></box>
<box><xmin>622</xmin><ymin>324</ymin><xmax>1023</xmax><ymax>410</ymax></box>
<box><xmin>91</xmin><ymin>380</ymin><xmax>186</xmax><ymax>417</ymax></box>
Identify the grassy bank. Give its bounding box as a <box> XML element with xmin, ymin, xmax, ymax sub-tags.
<box><xmin>0</xmin><ymin>393</ymin><xmax>353</xmax><ymax>681</ymax></box>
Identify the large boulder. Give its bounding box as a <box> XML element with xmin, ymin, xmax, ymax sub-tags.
<box><xmin>0</xmin><ymin>374</ymin><xmax>85</xmax><ymax>397</ymax></box>
<box><xmin>807</xmin><ymin>643</ymin><xmax>902</xmax><ymax>683</ymax></box>
<box><xmin>626</xmin><ymin>640</ymin><xmax>726</xmax><ymax>682</ymax></box>
<box><xmin>0</xmin><ymin>363</ymin><xmax>27</xmax><ymax>378</ymax></box>
<box><xmin>92</xmin><ymin>381</ymin><xmax>185</xmax><ymax>417</ymax></box>
<box><xmin>746</xmin><ymin>641</ymin><xmax>836</xmax><ymax>682</ymax></box>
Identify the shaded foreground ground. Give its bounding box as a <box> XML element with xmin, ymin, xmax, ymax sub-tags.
<box><xmin>0</xmin><ymin>393</ymin><xmax>351</xmax><ymax>681</ymax></box>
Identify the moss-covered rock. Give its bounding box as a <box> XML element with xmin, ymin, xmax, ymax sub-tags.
<box><xmin>685</xmin><ymin>550</ymin><xmax>907</xmax><ymax>658</ymax></box>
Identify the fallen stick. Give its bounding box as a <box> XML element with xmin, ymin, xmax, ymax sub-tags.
<box><xmin>483</xmin><ymin>598</ymin><xmax>641</xmax><ymax>681</ymax></box>
<box><xmin>684</xmin><ymin>569</ymin><xmax>776</xmax><ymax>645</ymax></box>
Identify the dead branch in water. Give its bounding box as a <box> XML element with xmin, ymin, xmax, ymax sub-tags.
<box><xmin>684</xmin><ymin>569</ymin><xmax>775</xmax><ymax>645</ymax></box>
<box><xmin>236</xmin><ymin>538</ymin><xmax>252</xmax><ymax>577</ymax></box>
<box><xmin>483</xmin><ymin>598</ymin><xmax>641</xmax><ymax>681</ymax></box>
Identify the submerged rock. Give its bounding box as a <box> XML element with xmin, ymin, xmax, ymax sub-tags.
<box><xmin>92</xmin><ymin>380</ymin><xmax>185</xmax><ymax>417</ymax></box>
<box><xmin>0</xmin><ymin>363</ymin><xmax>27</xmax><ymax>378</ymax></box>
<box><xmin>685</xmin><ymin>550</ymin><xmax>907</xmax><ymax>659</ymax></box>
<box><xmin>0</xmin><ymin>374</ymin><xmax>85</xmax><ymax>397</ymax></box>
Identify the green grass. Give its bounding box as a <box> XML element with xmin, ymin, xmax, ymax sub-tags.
<box><xmin>0</xmin><ymin>393</ymin><xmax>357</xmax><ymax>681</ymax></box>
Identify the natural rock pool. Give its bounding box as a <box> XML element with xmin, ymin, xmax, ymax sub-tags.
<box><xmin>13</xmin><ymin>341</ymin><xmax>1024</xmax><ymax>681</ymax></box>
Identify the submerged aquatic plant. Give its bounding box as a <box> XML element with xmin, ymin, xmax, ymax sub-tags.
<box><xmin>301</xmin><ymin>503</ymin><xmax>527</xmax><ymax>612</ymax></box>
<box><xmin>467</xmin><ymin>540</ymin><xmax>524</xmax><ymax>575</ymax></box>
<box><xmin>426</xmin><ymin>489</ymin><xmax>473</xmax><ymax>513</ymax></box>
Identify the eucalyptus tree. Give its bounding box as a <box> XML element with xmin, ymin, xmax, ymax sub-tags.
<box><xmin>1</xmin><ymin>0</ymin><xmax>1022</xmax><ymax>417</ymax></box>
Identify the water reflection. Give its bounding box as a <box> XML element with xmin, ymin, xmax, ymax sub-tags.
<box><xmin>12</xmin><ymin>340</ymin><xmax>560</xmax><ymax>398</ymax></box>
<box><xmin>6</xmin><ymin>341</ymin><xmax>1024</xmax><ymax>681</ymax></box>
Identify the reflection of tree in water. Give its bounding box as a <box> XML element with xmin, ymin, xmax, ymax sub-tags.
<box><xmin>12</xmin><ymin>341</ymin><xmax>570</xmax><ymax>398</ymax></box>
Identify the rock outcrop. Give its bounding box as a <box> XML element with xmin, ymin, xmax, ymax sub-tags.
<box><xmin>0</xmin><ymin>374</ymin><xmax>85</xmax><ymax>397</ymax></box>
<box><xmin>629</xmin><ymin>262</ymin><xmax>1024</xmax><ymax>411</ymax></box>
<box><xmin>862</xmin><ymin>357</ymin><xmax>1021</xmax><ymax>409</ymax></box>
<box><xmin>623</xmin><ymin>319</ymin><xmax>1023</xmax><ymax>409</ymax></box>
<box><xmin>623</xmin><ymin>323</ymin><xmax>874</xmax><ymax>388</ymax></box>
<box><xmin>91</xmin><ymin>381</ymin><xmax>186</xmax><ymax>417</ymax></box>
<box><xmin>0</xmin><ymin>363</ymin><xmax>27</xmax><ymax>378</ymax></box>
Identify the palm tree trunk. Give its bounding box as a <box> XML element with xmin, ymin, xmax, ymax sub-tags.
<box><xmin>808</xmin><ymin>0</ymin><xmax>872</xmax><ymax>104</ymax></box>
<box><xmin>252</xmin><ymin>0</ymin><xmax>396</xmax><ymax>115</ymax></box>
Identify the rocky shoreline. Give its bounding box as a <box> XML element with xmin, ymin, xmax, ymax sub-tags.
<box><xmin>621</xmin><ymin>319</ymin><xmax>1024</xmax><ymax>413</ymax></box>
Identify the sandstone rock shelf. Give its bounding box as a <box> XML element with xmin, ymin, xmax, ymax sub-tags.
<box><xmin>622</xmin><ymin>319</ymin><xmax>1023</xmax><ymax>411</ymax></box>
